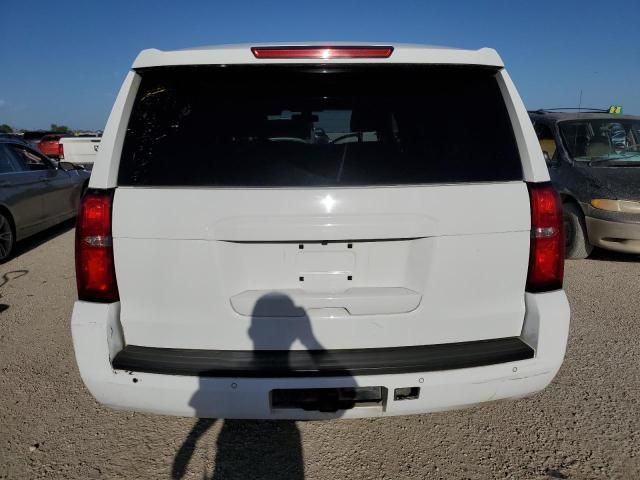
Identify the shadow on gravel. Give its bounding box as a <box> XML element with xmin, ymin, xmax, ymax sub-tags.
<box><xmin>544</xmin><ymin>467</ymin><xmax>569</xmax><ymax>479</ymax></box>
<box><xmin>172</xmin><ymin>419</ymin><xmax>303</xmax><ymax>480</ymax></box>
<box><xmin>587</xmin><ymin>248</ymin><xmax>640</xmax><ymax>263</ymax></box>
<box><xmin>10</xmin><ymin>218</ymin><xmax>75</xmax><ymax>261</ymax></box>
<box><xmin>172</xmin><ymin>418</ymin><xmax>216</xmax><ymax>478</ymax></box>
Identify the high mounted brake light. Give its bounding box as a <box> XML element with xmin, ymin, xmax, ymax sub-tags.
<box><xmin>76</xmin><ymin>189</ymin><xmax>119</xmax><ymax>302</ymax></box>
<box><xmin>251</xmin><ymin>46</ymin><xmax>394</xmax><ymax>59</ymax></box>
<box><xmin>526</xmin><ymin>183</ymin><xmax>564</xmax><ymax>292</ymax></box>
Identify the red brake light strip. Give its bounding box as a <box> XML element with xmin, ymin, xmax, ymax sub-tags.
<box><xmin>251</xmin><ymin>46</ymin><xmax>394</xmax><ymax>59</ymax></box>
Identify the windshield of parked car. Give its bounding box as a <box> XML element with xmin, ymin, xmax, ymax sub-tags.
<box><xmin>118</xmin><ymin>65</ymin><xmax>522</xmax><ymax>187</ymax></box>
<box><xmin>559</xmin><ymin>119</ymin><xmax>640</xmax><ymax>165</ymax></box>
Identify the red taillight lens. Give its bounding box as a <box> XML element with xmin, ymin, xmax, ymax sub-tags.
<box><xmin>58</xmin><ymin>143</ymin><xmax>64</xmax><ymax>159</ymax></box>
<box><xmin>251</xmin><ymin>46</ymin><xmax>394</xmax><ymax>59</ymax></box>
<box><xmin>526</xmin><ymin>183</ymin><xmax>564</xmax><ymax>292</ymax></box>
<box><xmin>75</xmin><ymin>189</ymin><xmax>119</xmax><ymax>302</ymax></box>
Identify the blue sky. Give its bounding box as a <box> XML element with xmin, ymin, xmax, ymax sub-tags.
<box><xmin>1</xmin><ymin>0</ymin><xmax>638</xmax><ymax>130</ymax></box>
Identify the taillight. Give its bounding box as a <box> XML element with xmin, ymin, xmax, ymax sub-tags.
<box><xmin>251</xmin><ymin>46</ymin><xmax>394</xmax><ymax>59</ymax></box>
<box><xmin>58</xmin><ymin>143</ymin><xmax>64</xmax><ymax>159</ymax></box>
<box><xmin>526</xmin><ymin>183</ymin><xmax>564</xmax><ymax>292</ymax></box>
<box><xmin>75</xmin><ymin>189</ymin><xmax>119</xmax><ymax>302</ymax></box>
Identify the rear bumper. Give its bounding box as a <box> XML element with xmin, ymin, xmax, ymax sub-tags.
<box><xmin>586</xmin><ymin>216</ymin><xmax>640</xmax><ymax>254</ymax></box>
<box><xmin>71</xmin><ymin>291</ymin><xmax>570</xmax><ymax>419</ymax></box>
<box><xmin>112</xmin><ymin>338</ymin><xmax>534</xmax><ymax>377</ymax></box>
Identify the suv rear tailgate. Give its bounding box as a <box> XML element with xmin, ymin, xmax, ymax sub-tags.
<box><xmin>113</xmin><ymin>183</ymin><xmax>530</xmax><ymax>349</ymax></box>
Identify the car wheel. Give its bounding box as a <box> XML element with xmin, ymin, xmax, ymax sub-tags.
<box><xmin>0</xmin><ymin>212</ymin><xmax>15</xmax><ymax>263</ymax></box>
<box><xmin>563</xmin><ymin>202</ymin><xmax>593</xmax><ymax>259</ymax></box>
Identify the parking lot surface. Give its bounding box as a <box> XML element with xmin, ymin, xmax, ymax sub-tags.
<box><xmin>1</xmin><ymin>225</ymin><xmax>639</xmax><ymax>479</ymax></box>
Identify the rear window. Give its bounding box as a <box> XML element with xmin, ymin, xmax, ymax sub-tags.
<box><xmin>118</xmin><ymin>65</ymin><xmax>522</xmax><ymax>187</ymax></box>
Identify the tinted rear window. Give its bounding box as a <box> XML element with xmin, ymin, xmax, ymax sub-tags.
<box><xmin>118</xmin><ymin>65</ymin><xmax>522</xmax><ymax>187</ymax></box>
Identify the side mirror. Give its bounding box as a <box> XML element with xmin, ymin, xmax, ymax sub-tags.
<box><xmin>58</xmin><ymin>161</ymin><xmax>76</xmax><ymax>172</ymax></box>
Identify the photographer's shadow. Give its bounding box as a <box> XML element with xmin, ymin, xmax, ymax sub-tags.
<box><xmin>172</xmin><ymin>293</ymin><xmax>356</xmax><ymax>479</ymax></box>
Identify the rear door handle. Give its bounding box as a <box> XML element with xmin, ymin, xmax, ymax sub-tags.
<box><xmin>231</xmin><ymin>287</ymin><xmax>423</xmax><ymax>316</ymax></box>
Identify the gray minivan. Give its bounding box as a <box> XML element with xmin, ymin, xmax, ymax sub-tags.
<box><xmin>530</xmin><ymin>110</ymin><xmax>640</xmax><ymax>258</ymax></box>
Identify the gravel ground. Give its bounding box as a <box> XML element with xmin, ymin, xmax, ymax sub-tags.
<box><xmin>1</xmin><ymin>224</ymin><xmax>639</xmax><ymax>479</ymax></box>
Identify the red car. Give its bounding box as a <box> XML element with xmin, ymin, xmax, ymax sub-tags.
<box><xmin>37</xmin><ymin>134</ymin><xmax>68</xmax><ymax>158</ymax></box>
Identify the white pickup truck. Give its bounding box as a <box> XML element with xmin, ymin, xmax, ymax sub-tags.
<box><xmin>59</xmin><ymin>136</ymin><xmax>101</xmax><ymax>169</ymax></box>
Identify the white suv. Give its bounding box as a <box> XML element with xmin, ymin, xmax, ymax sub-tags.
<box><xmin>71</xmin><ymin>43</ymin><xmax>570</xmax><ymax>419</ymax></box>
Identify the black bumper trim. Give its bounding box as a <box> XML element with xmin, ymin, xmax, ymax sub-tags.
<box><xmin>112</xmin><ymin>337</ymin><xmax>534</xmax><ymax>377</ymax></box>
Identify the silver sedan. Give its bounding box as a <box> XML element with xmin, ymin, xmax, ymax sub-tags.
<box><xmin>0</xmin><ymin>138</ymin><xmax>90</xmax><ymax>261</ymax></box>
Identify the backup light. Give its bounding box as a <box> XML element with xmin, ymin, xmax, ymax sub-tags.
<box><xmin>251</xmin><ymin>46</ymin><xmax>394</xmax><ymax>59</ymax></box>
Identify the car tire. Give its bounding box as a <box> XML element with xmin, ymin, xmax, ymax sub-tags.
<box><xmin>563</xmin><ymin>202</ymin><xmax>593</xmax><ymax>259</ymax></box>
<box><xmin>0</xmin><ymin>212</ymin><xmax>15</xmax><ymax>263</ymax></box>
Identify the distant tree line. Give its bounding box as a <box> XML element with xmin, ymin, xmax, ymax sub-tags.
<box><xmin>49</xmin><ymin>123</ymin><xmax>70</xmax><ymax>133</ymax></box>
<box><xmin>0</xmin><ymin>123</ymin><xmax>71</xmax><ymax>133</ymax></box>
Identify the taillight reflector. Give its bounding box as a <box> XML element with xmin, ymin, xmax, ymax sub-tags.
<box><xmin>75</xmin><ymin>189</ymin><xmax>119</xmax><ymax>302</ymax></box>
<box><xmin>526</xmin><ymin>183</ymin><xmax>564</xmax><ymax>292</ymax></box>
<box><xmin>58</xmin><ymin>143</ymin><xmax>64</xmax><ymax>159</ymax></box>
<box><xmin>251</xmin><ymin>46</ymin><xmax>394</xmax><ymax>59</ymax></box>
